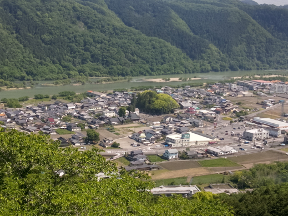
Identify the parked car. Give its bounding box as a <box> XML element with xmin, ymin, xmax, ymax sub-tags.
<box><xmin>239</xmin><ymin>148</ymin><xmax>246</xmax><ymax>151</ymax></box>
<box><xmin>220</xmin><ymin>138</ymin><xmax>224</xmax><ymax>140</ymax></box>
<box><xmin>251</xmin><ymin>146</ymin><xmax>256</xmax><ymax>149</ymax></box>
<box><xmin>280</xmin><ymin>143</ymin><xmax>286</xmax><ymax>146</ymax></box>
<box><xmin>244</xmin><ymin>141</ymin><xmax>250</xmax><ymax>144</ymax></box>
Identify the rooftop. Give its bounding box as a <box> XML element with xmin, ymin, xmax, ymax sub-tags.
<box><xmin>151</xmin><ymin>185</ymin><xmax>200</xmax><ymax>195</ymax></box>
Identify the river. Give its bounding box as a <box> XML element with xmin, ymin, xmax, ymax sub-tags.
<box><xmin>0</xmin><ymin>70</ymin><xmax>286</xmax><ymax>99</ymax></box>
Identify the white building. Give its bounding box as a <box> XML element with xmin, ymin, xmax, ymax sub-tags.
<box><xmin>243</xmin><ymin>128</ymin><xmax>270</xmax><ymax>141</ymax></box>
<box><xmin>252</xmin><ymin>117</ymin><xmax>288</xmax><ymax>137</ymax></box>
<box><xmin>151</xmin><ymin>185</ymin><xmax>200</xmax><ymax>197</ymax></box>
<box><xmin>206</xmin><ymin>146</ymin><xmax>237</xmax><ymax>156</ymax></box>
<box><xmin>103</xmin><ymin>110</ymin><xmax>117</xmax><ymax>118</ymax></box>
<box><xmin>163</xmin><ymin>149</ymin><xmax>178</xmax><ymax>159</ymax></box>
<box><xmin>165</xmin><ymin>132</ymin><xmax>214</xmax><ymax>147</ymax></box>
<box><xmin>270</xmin><ymin>84</ymin><xmax>288</xmax><ymax>94</ymax></box>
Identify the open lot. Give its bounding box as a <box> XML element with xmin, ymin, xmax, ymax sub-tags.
<box><xmin>256</xmin><ymin>103</ymin><xmax>288</xmax><ymax>119</ymax></box>
<box><xmin>151</xmin><ymin>167</ymin><xmax>211</xmax><ymax>180</ymax></box>
<box><xmin>159</xmin><ymin>161</ymin><xmax>201</xmax><ymax>170</ymax></box>
<box><xmin>198</xmin><ymin>158</ymin><xmax>240</xmax><ymax>167</ymax></box>
<box><xmin>229</xmin><ymin>150</ymin><xmax>288</xmax><ymax>164</ymax></box>
<box><xmin>147</xmin><ymin>155</ymin><xmax>166</xmax><ymax>163</ymax></box>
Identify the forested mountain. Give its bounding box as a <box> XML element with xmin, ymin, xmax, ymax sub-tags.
<box><xmin>0</xmin><ymin>0</ymin><xmax>287</xmax><ymax>81</ymax></box>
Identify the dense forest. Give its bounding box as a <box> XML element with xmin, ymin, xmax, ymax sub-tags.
<box><xmin>0</xmin><ymin>0</ymin><xmax>287</xmax><ymax>81</ymax></box>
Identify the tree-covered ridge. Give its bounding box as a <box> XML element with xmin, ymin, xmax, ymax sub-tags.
<box><xmin>0</xmin><ymin>0</ymin><xmax>287</xmax><ymax>81</ymax></box>
<box><xmin>106</xmin><ymin>0</ymin><xmax>287</xmax><ymax>71</ymax></box>
<box><xmin>0</xmin><ymin>130</ymin><xmax>233</xmax><ymax>215</ymax></box>
<box><xmin>0</xmin><ymin>0</ymin><xmax>195</xmax><ymax>80</ymax></box>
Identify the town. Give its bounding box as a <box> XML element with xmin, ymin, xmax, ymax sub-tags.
<box><xmin>0</xmin><ymin>78</ymin><xmax>287</xmax><ymax>195</ymax></box>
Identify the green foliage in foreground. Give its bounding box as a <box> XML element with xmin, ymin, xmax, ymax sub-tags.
<box><xmin>136</xmin><ymin>90</ymin><xmax>179</xmax><ymax>114</ymax></box>
<box><xmin>230</xmin><ymin>162</ymin><xmax>288</xmax><ymax>189</ymax></box>
<box><xmin>219</xmin><ymin>182</ymin><xmax>288</xmax><ymax>216</ymax></box>
<box><xmin>198</xmin><ymin>158</ymin><xmax>240</xmax><ymax>167</ymax></box>
<box><xmin>0</xmin><ymin>130</ymin><xmax>233</xmax><ymax>215</ymax></box>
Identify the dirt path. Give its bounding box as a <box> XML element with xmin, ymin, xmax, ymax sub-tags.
<box><xmin>114</xmin><ymin>124</ymin><xmax>142</xmax><ymax>128</ymax></box>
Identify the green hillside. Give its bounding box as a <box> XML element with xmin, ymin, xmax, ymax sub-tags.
<box><xmin>0</xmin><ymin>0</ymin><xmax>287</xmax><ymax>81</ymax></box>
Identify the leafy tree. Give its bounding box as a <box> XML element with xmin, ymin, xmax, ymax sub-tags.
<box><xmin>118</xmin><ymin>107</ymin><xmax>126</xmax><ymax>117</ymax></box>
<box><xmin>0</xmin><ymin>130</ymin><xmax>234</xmax><ymax>215</ymax></box>
<box><xmin>77</xmin><ymin>123</ymin><xmax>85</xmax><ymax>130</ymax></box>
<box><xmin>218</xmin><ymin>183</ymin><xmax>288</xmax><ymax>216</ymax></box>
<box><xmin>51</xmin><ymin>95</ymin><xmax>57</xmax><ymax>100</ymax></box>
<box><xmin>18</xmin><ymin>96</ymin><xmax>29</xmax><ymax>102</ymax></box>
<box><xmin>34</xmin><ymin>94</ymin><xmax>44</xmax><ymax>99</ymax></box>
<box><xmin>85</xmin><ymin>129</ymin><xmax>100</xmax><ymax>144</ymax></box>
<box><xmin>111</xmin><ymin>142</ymin><xmax>120</xmax><ymax>148</ymax></box>
<box><xmin>136</xmin><ymin>90</ymin><xmax>179</xmax><ymax>114</ymax></box>
<box><xmin>62</xmin><ymin>116</ymin><xmax>72</xmax><ymax>122</ymax></box>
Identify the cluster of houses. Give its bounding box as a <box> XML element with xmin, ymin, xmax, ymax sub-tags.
<box><xmin>0</xmin><ymin>90</ymin><xmax>141</xmax><ymax>136</ymax></box>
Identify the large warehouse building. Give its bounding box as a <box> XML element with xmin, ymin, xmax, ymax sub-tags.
<box><xmin>165</xmin><ymin>132</ymin><xmax>216</xmax><ymax>147</ymax></box>
<box><xmin>252</xmin><ymin>117</ymin><xmax>288</xmax><ymax>137</ymax></box>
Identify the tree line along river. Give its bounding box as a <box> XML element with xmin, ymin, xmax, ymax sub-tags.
<box><xmin>0</xmin><ymin>70</ymin><xmax>286</xmax><ymax>99</ymax></box>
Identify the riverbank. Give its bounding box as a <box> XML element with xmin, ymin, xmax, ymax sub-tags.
<box><xmin>0</xmin><ymin>70</ymin><xmax>286</xmax><ymax>98</ymax></box>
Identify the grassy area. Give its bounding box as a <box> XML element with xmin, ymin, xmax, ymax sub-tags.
<box><xmin>280</xmin><ymin>148</ymin><xmax>288</xmax><ymax>152</ymax></box>
<box><xmin>147</xmin><ymin>155</ymin><xmax>167</xmax><ymax>163</ymax></box>
<box><xmin>55</xmin><ymin>129</ymin><xmax>75</xmax><ymax>135</ymax></box>
<box><xmin>190</xmin><ymin>174</ymin><xmax>229</xmax><ymax>185</ymax></box>
<box><xmin>154</xmin><ymin>177</ymin><xmax>188</xmax><ymax>187</ymax></box>
<box><xmin>198</xmin><ymin>158</ymin><xmax>240</xmax><ymax>167</ymax></box>
<box><xmin>222</xmin><ymin>117</ymin><xmax>233</xmax><ymax>121</ymax></box>
<box><xmin>114</xmin><ymin>132</ymin><xmax>120</xmax><ymax>135</ymax></box>
<box><xmin>114</xmin><ymin>157</ymin><xmax>130</xmax><ymax>166</ymax></box>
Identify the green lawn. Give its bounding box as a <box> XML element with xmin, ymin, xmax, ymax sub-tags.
<box><xmin>114</xmin><ymin>132</ymin><xmax>120</xmax><ymax>135</ymax></box>
<box><xmin>147</xmin><ymin>155</ymin><xmax>166</xmax><ymax>163</ymax></box>
<box><xmin>198</xmin><ymin>158</ymin><xmax>240</xmax><ymax>167</ymax></box>
<box><xmin>154</xmin><ymin>177</ymin><xmax>187</xmax><ymax>187</ymax></box>
<box><xmin>190</xmin><ymin>174</ymin><xmax>229</xmax><ymax>185</ymax></box>
<box><xmin>280</xmin><ymin>148</ymin><xmax>288</xmax><ymax>152</ymax></box>
<box><xmin>115</xmin><ymin>157</ymin><xmax>130</xmax><ymax>166</ymax></box>
<box><xmin>55</xmin><ymin>129</ymin><xmax>75</xmax><ymax>135</ymax></box>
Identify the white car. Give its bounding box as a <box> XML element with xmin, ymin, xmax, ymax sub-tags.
<box><xmin>251</xmin><ymin>146</ymin><xmax>255</xmax><ymax>149</ymax></box>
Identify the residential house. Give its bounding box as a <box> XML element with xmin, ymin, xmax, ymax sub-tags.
<box><xmin>163</xmin><ymin>149</ymin><xmax>178</xmax><ymax>160</ymax></box>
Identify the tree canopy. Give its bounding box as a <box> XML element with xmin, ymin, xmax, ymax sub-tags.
<box><xmin>136</xmin><ymin>90</ymin><xmax>179</xmax><ymax>114</ymax></box>
<box><xmin>0</xmin><ymin>130</ymin><xmax>233</xmax><ymax>215</ymax></box>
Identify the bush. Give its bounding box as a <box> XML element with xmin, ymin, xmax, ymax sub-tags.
<box><xmin>111</xmin><ymin>142</ymin><xmax>120</xmax><ymax>148</ymax></box>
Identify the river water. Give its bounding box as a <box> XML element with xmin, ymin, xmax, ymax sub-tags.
<box><xmin>0</xmin><ymin>70</ymin><xmax>286</xmax><ymax>99</ymax></box>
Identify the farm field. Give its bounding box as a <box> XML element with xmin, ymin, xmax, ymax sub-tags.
<box><xmin>190</xmin><ymin>174</ymin><xmax>229</xmax><ymax>185</ymax></box>
<box><xmin>229</xmin><ymin>150</ymin><xmax>288</xmax><ymax>164</ymax></box>
<box><xmin>154</xmin><ymin>177</ymin><xmax>187</xmax><ymax>187</ymax></box>
<box><xmin>198</xmin><ymin>158</ymin><xmax>240</xmax><ymax>167</ymax></box>
<box><xmin>147</xmin><ymin>155</ymin><xmax>166</xmax><ymax>163</ymax></box>
<box><xmin>159</xmin><ymin>161</ymin><xmax>201</xmax><ymax>170</ymax></box>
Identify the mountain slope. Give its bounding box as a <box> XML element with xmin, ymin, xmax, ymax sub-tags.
<box><xmin>106</xmin><ymin>0</ymin><xmax>287</xmax><ymax>71</ymax></box>
<box><xmin>0</xmin><ymin>0</ymin><xmax>287</xmax><ymax>81</ymax></box>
